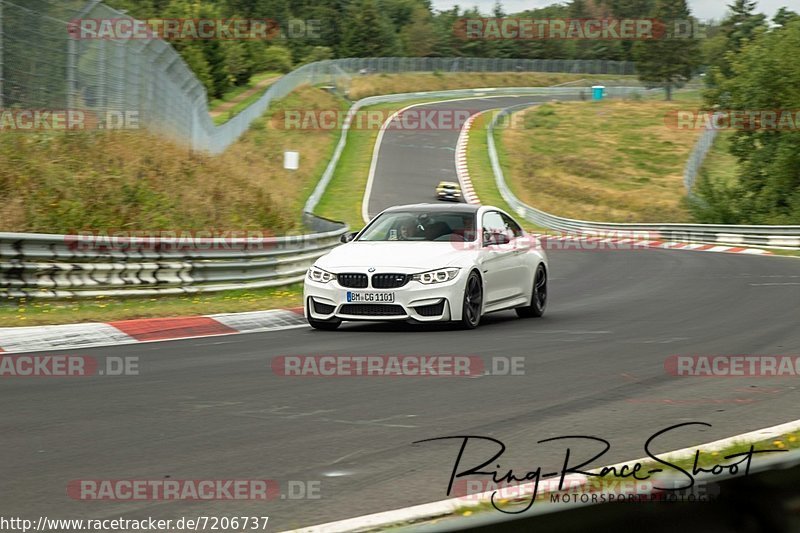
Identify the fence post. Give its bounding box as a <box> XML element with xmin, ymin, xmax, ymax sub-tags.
<box><xmin>67</xmin><ymin>0</ymin><xmax>102</xmax><ymax>110</ymax></box>
<box><xmin>0</xmin><ymin>0</ymin><xmax>4</xmax><ymax>108</ymax></box>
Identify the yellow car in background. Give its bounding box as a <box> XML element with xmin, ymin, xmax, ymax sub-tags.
<box><xmin>436</xmin><ymin>181</ymin><xmax>462</xmax><ymax>202</ymax></box>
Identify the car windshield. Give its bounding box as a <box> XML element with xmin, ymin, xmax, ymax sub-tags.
<box><xmin>358</xmin><ymin>210</ymin><xmax>477</xmax><ymax>242</ymax></box>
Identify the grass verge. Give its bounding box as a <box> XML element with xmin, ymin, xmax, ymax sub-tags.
<box><xmin>470</xmin><ymin>109</ymin><xmax>798</xmax><ymax>258</ymax></box>
<box><xmin>764</xmin><ymin>248</ymin><xmax>800</xmax><ymax>258</ymax></box>
<box><xmin>1</xmin><ymin>285</ymin><xmax>304</xmax><ymax>327</ymax></box>
<box><xmin>698</xmin><ymin>130</ymin><xmax>739</xmax><ymax>188</ymax></box>
<box><xmin>497</xmin><ymin>97</ymin><xmax>710</xmax><ymax>223</ymax></box>
<box><xmin>208</xmin><ymin>71</ymin><xmax>283</xmax><ymax>108</ymax></box>
<box><xmin>464</xmin><ymin>111</ymin><xmax>549</xmax><ymax>233</ymax></box>
<box><xmin>211</xmin><ymin>77</ymin><xmax>284</xmax><ymax>125</ymax></box>
<box><xmin>0</xmin><ymin>87</ymin><xmax>343</xmax><ymax>327</ymax></box>
<box><xmin>0</xmin><ymin>86</ymin><xmax>345</xmax><ymax>234</ymax></box>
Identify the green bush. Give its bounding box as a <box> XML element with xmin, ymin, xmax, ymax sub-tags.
<box><xmin>301</xmin><ymin>46</ymin><xmax>334</xmax><ymax>64</ymax></box>
<box><xmin>260</xmin><ymin>46</ymin><xmax>294</xmax><ymax>74</ymax></box>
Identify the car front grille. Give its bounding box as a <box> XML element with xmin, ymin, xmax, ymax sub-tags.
<box><xmin>312</xmin><ymin>300</ymin><xmax>335</xmax><ymax>315</ymax></box>
<box><xmin>371</xmin><ymin>273</ymin><xmax>410</xmax><ymax>289</ymax></box>
<box><xmin>337</xmin><ymin>273</ymin><xmax>368</xmax><ymax>288</ymax></box>
<box><xmin>414</xmin><ymin>301</ymin><xmax>446</xmax><ymax>317</ymax></box>
<box><xmin>339</xmin><ymin>304</ymin><xmax>405</xmax><ymax>316</ymax></box>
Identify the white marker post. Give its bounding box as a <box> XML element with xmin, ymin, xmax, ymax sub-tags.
<box><xmin>284</xmin><ymin>151</ymin><xmax>300</xmax><ymax>171</ymax></box>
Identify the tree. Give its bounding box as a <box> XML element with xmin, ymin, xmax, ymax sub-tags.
<box><xmin>693</xmin><ymin>19</ymin><xmax>800</xmax><ymax>224</ymax></box>
<box><xmin>722</xmin><ymin>19</ymin><xmax>800</xmax><ymax>223</ymax></box>
<box><xmin>774</xmin><ymin>8</ymin><xmax>799</xmax><ymax>28</ymax></box>
<box><xmin>177</xmin><ymin>43</ymin><xmax>214</xmax><ymax>94</ymax></box>
<box><xmin>725</xmin><ymin>0</ymin><xmax>766</xmax><ymax>47</ymax></box>
<box><xmin>289</xmin><ymin>0</ymin><xmax>348</xmax><ymax>57</ymax></box>
<box><xmin>260</xmin><ymin>46</ymin><xmax>294</xmax><ymax>72</ymax></box>
<box><xmin>205</xmin><ymin>40</ymin><xmax>234</xmax><ymax>98</ymax></box>
<box><xmin>633</xmin><ymin>0</ymin><xmax>700</xmax><ymax>100</ymax></box>
<box><xmin>301</xmin><ymin>46</ymin><xmax>334</xmax><ymax>65</ymax></box>
<box><xmin>380</xmin><ymin>0</ymin><xmax>425</xmax><ymax>33</ymax></box>
<box><xmin>429</xmin><ymin>7</ymin><xmax>462</xmax><ymax>57</ymax></box>
<box><xmin>399</xmin><ymin>7</ymin><xmax>437</xmax><ymax>57</ymax></box>
<box><xmin>597</xmin><ymin>0</ymin><xmax>657</xmax><ymax>17</ymax></box>
<box><xmin>569</xmin><ymin>0</ymin><xmax>625</xmax><ymax>60</ymax></box>
<box><xmin>101</xmin><ymin>0</ymin><xmax>640</xmax><ymax>77</ymax></box>
<box><xmin>339</xmin><ymin>0</ymin><xmax>399</xmax><ymax>57</ymax></box>
<box><xmin>597</xmin><ymin>0</ymin><xmax>657</xmax><ymax>61</ymax></box>
<box><xmin>703</xmin><ymin>0</ymin><xmax>767</xmax><ymax>107</ymax></box>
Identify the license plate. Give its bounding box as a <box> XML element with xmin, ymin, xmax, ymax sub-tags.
<box><xmin>347</xmin><ymin>291</ymin><xmax>395</xmax><ymax>303</ymax></box>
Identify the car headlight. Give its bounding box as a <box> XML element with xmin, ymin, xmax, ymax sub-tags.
<box><xmin>412</xmin><ymin>267</ymin><xmax>460</xmax><ymax>285</ymax></box>
<box><xmin>308</xmin><ymin>266</ymin><xmax>336</xmax><ymax>283</ymax></box>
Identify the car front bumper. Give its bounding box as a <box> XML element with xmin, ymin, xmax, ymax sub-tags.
<box><xmin>304</xmin><ymin>271</ymin><xmax>466</xmax><ymax>323</ymax></box>
<box><xmin>436</xmin><ymin>192</ymin><xmax>462</xmax><ymax>201</ymax></box>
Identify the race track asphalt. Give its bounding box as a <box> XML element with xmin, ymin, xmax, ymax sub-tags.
<box><xmin>366</xmin><ymin>95</ymin><xmax>563</xmax><ymax>217</ymax></box>
<box><xmin>2</xmin><ymin>97</ymin><xmax>800</xmax><ymax>531</ymax></box>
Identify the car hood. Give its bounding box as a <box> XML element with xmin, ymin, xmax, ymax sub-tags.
<box><xmin>316</xmin><ymin>241</ymin><xmax>472</xmax><ymax>270</ymax></box>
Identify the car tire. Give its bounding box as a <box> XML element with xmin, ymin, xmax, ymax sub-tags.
<box><xmin>516</xmin><ymin>264</ymin><xmax>547</xmax><ymax>319</ymax></box>
<box><xmin>308</xmin><ymin>316</ymin><xmax>342</xmax><ymax>330</ymax></box>
<box><xmin>459</xmin><ymin>271</ymin><xmax>483</xmax><ymax>329</ymax></box>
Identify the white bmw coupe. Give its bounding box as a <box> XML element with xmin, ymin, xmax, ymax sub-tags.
<box><xmin>303</xmin><ymin>204</ymin><xmax>548</xmax><ymax>330</ymax></box>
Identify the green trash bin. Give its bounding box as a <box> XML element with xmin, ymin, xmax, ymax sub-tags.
<box><xmin>592</xmin><ymin>85</ymin><xmax>606</xmax><ymax>101</ymax></box>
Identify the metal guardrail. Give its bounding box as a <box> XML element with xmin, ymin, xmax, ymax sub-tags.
<box><xmin>683</xmin><ymin>112</ymin><xmax>722</xmax><ymax>192</ymax></box>
<box><xmin>486</xmin><ymin>104</ymin><xmax>800</xmax><ymax>249</ymax></box>
<box><xmin>0</xmin><ymin>214</ymin><xmax>346</xmax><ymax>299</ymax></box>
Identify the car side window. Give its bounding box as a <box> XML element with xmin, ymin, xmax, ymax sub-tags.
<box><xmin>482</xmin><ymin>211</ymin><xmax>511</xmax><ymax>245</ymax></box>
<box><xmin>500</xmin><ymin>213</ymin><xmax>524</xmax><ymax>238</ymax></box>
<box><xmin>482</xmin><ymin>211</ymin><xmax>506</xmax><ymax>235</ymax></box>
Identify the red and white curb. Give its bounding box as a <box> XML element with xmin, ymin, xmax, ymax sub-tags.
<box><xmin>279</xmin><ymin>418</ymin><xmax>800</xmax><ymax>533</ymax></box>
<box><xmin>653</xmin><ymin>241</ymin><xmax>771</xmax><ymax>254</ymax></box>
<box><xmin>455</xmin><ymin>112</ymin><xmax>482</xmax><ymax>205</ymax></box>
<box><xmin>0</xmin><ymin>308</ymin><xmax>307</xmax><ymax>354</ymax></box>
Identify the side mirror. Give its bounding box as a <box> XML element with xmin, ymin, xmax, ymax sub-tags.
<box><xmin>484</xmin><ymin>232</ymin><xmax>511</xmax><ymax>247</ymax></box>
<box><xmin>340</xmin><ymin>231</ymin><xmax>358</xmax><ymax>244</ymax></box>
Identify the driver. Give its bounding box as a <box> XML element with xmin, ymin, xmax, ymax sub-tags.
<box><xmin>397</xmin><ymin>217</ymin><xmax>416</xmax><ymax>240</ymax></box>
